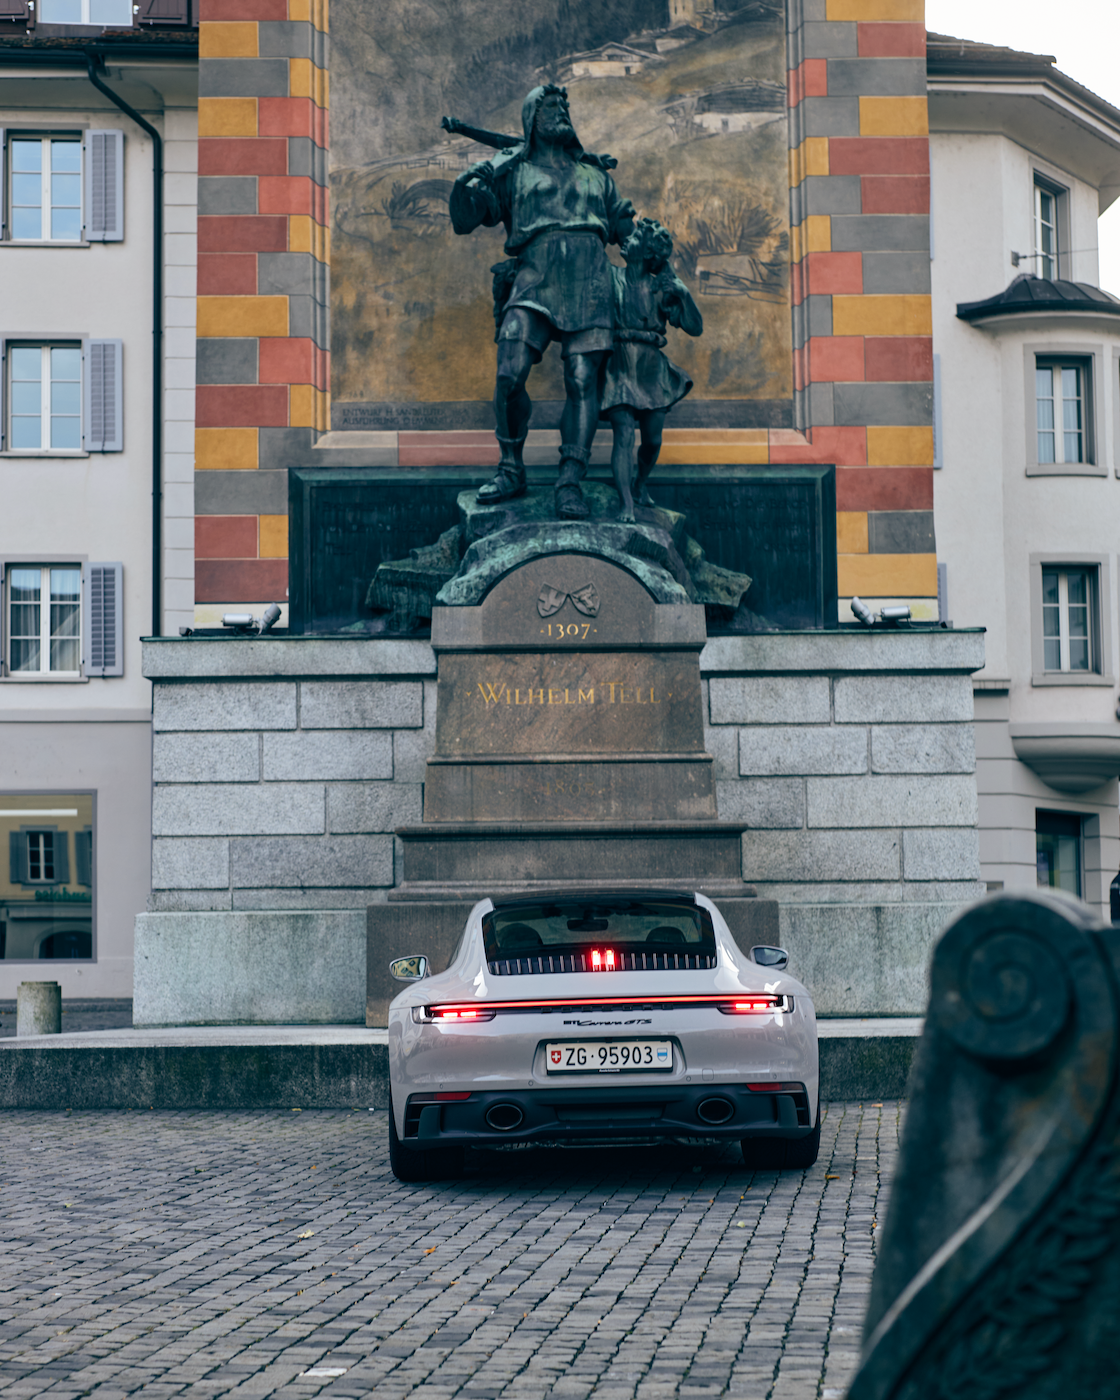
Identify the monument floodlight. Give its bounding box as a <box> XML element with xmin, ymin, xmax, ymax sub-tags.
<box><xmin>850</xmin><ymin>596</ymin><xmax>874</xmax><ymax>626</ymax></box>
<box><xmin>220</xmin><ymin>604</ymin><xmax>282</xmax><ymax>635</ymax></box>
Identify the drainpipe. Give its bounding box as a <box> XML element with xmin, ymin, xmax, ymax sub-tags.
<box><xmin>85</xmin><ymin>54</ymin><xmax>163</xmax><ymax>639</ymax></box>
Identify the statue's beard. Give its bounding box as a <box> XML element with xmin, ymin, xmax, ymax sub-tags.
<box><xmin>535</xmin><ymin>112</ymin><xmax>575</xmax><ymax>145</ymax></box>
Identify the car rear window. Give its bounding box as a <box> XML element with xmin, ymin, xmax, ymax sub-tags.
<box><xmin>483</xmin><ymin>898</ymin><xmax>714</xmax><ymax>965</ymax></box>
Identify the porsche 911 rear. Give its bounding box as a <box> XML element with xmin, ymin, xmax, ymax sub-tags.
<box><xmin>387</xmin><ymin>892</ymin><xmax>819</xmax><ymax>1180</ymax></box>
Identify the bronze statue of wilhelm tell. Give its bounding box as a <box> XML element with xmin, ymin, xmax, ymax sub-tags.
<box><xmin>448</xmin><ymin>85</ymin><xmax>636</xmax><ymax>521</ymax></box>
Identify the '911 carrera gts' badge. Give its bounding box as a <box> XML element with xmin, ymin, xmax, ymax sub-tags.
<box><xmin>537</xmin><ymin>583</ymin><xmax>601</xmax><ymax>618</ymax></box>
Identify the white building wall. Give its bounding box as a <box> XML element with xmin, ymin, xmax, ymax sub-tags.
<box><xmin>931</xmin><ymin>126</ymin><xmax>1120</xmax><ymax>922</ymax></box>
<box><xmin>0</xmin><ymin>64</ymin><xmax>197</xmax><ymax>998</ymax></box>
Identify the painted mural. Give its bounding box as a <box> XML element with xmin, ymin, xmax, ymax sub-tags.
<box><xmin>330</xmin><ymin>0</ymin><xmax>791</xmax><ymax>427</ymax></box>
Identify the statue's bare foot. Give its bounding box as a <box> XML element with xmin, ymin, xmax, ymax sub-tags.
<box><xmin>637</xmin><ymin>487</ymin><xmax>655</xmax><ymax>506</ymax></box>
<box><xmin>618</xmin><ymin>508</ymin><xmax>636</xmax><ymax>523</ymax></box>
<box><xmin>555</xmin><ymin>484</ymin><xmax>590</xmax><ymax>520</ymax></box>
<box><xmin>476</xmin><ymin>467</ymin><xmax>527</xmax><ymax>504</ymax></box>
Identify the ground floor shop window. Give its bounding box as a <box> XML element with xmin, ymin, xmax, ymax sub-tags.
<box><xmin>1036</xmin><ymin>810</ymin><xmax>1082</xmax><ymax>898</ymax></box>
<box><xmin>0</xmin><ymin>793</ymin><xmax>93</xmax><ymax>960</ymax></box>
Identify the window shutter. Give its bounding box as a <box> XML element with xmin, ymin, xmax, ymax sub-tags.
<box><xmin>75</xmin><ymin>829</ymin><xmax>93</xmax><ymax>887</ymax></box>
<box><xmin>9</xmin><ymin>831</ymin><xmax>27</xmax><ymax>885</ymax></box>
<box><xmin>0</xmin><ymin>2</ymin><xmax>33</xmax><ymax>21</ymax></box>
<box><xmin>0</xmin><ymin>338</ymin><xmax>5</xmax><ymax>452</ymax></box>
<box><xmin>54</xmin><ymin>831</ymin><xmax>70</xmax><ymax>886</ymax></box>
<box><xmin>84</xmin><ymin>562</ymin><xmax>124</xmax><ymax>677</ymax></box>
<box><xmin>136</xmin><ymin>0</ymin><xmax>191</xmax><ymax>24</ymax></box>
<box><xmin>0</xmin><ymin>130</ymin><xmax>6</xmax><ymax>240</ymax></box>
<box><xmin>85</xmin><ymin>339</ymin><xmax>123</xmax><ymax>452</ymax></box>
<box><xmin>85</xmin><ymin>130</ymin><xmax>124</xmax><ymax>243</ymax></box>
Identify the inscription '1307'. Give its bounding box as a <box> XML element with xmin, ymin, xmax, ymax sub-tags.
<box><xmin>475</xmin><ymin>682</ymin><xmax>662</xmax><ymax>706</ymax></box>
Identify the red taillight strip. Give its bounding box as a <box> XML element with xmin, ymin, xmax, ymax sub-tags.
<box><xmin>747</xmin><ymin>1083</ymin><xmax>804</xmax><ymax>1093</ymax></box>
<box><xmin>423</xmin><ymin>993</ymin><xmax>786</xmax><ymax>1014</ymax></box>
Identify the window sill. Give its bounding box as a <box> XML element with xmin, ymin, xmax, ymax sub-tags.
<box><xmin>1025</xmin><ymin>462</ymin><xmax>1107</xmax><ymax>477</ymax></box>
<box><xmin>0</xmin><ymin>958</ymin><xmax>95</xmax><ymax>965</ymax></box>
<box><xmin>1031</xmin><ymin>672</ymin><xmax>1115</xmax><ymax>687</ymax></box>
<box><xmin>1</xmin><ymin>673</ymin><xmax>89</xmax><ymax>684</ymax></box>
<box><xmin>0</xmin><ymin>451</ymin><xmax>91</xmax><ymax>460</ymax></box>
<box><xmin>1</xmin><ymin>240</ymin><xmax>91</xmax><ymax>249</ymax></box>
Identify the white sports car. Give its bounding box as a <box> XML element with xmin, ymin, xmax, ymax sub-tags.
<box><xmin>386</xmin><ymin>890</ymin><xmax>819</xmax><ymax>1181</ymax></box>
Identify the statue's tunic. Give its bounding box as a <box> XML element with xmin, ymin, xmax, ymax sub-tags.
<box><xmin>490</xmin><ymin>157</ymin><xmax>632</xmax><ymax>337</ymax></box>
<box><xmin>600</xmin><ymin>265</ymin><xmax>694</xmax><ymax>415</ymax></box>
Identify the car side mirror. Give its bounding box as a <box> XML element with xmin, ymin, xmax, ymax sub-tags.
<box><xmin>751</xmin><ymin>945</ymin><xmax>789</xmax><ymax>971</ymax></box>
<box><xmin>389</xmin><ymin>955</ymin><xmax>429</xmax><ymax>982</ymax></box>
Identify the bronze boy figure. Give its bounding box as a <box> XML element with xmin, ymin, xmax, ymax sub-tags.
<box><xmin>449</xmin><ymin>85</ymin><xmax>635</xmax><ymax>519</ymax></box>
<box><xmin>602</xmin><ymin>218</ymin><xmax>703</xmax><ymax>522</ymax></box>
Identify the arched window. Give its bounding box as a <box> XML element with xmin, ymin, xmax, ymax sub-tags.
<box><xmin>38</xmin><ymin>930</ymin><xmax>92</xmax><ymax>960</ymax></box>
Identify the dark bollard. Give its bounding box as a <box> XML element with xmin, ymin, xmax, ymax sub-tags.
<box><xmin>847</xmin><ymin>891</ymin><xmax>1120</xmax><ymax>1400</ymax></box>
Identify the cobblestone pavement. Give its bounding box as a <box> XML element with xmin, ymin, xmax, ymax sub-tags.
<box><xmin>0</xmin><ymin>1103</ymin><xmax>900</xmax><ymax>1400</ymax></box>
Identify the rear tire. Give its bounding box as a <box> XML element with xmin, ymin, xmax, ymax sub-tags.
<box><xmin>783</xmin><ymin>1108</ymin><xmax>821</xmax><ymax>1169</ymax></box>
<box><xmin>388</xmin><ymin>1101</ymin><xmax>465</xmax><ymax>1182</ymax></box>
<box><xmin>741</xmin><ymin>1107</ymin><xmax>821</xmax><ymax>1171</ymax></box>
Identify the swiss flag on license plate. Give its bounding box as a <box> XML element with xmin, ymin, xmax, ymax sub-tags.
<box><xmin>550</xmin><ymin>1050</ymin><xmax>561</xmax><ymax>1063</ymax></box>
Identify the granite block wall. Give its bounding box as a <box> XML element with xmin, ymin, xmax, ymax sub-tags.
<box><xmin>141</xmin><ymin>628</ymin><xmax>984</xmax><ymax>1018</ymax></box>
<box><xmin>703</xmin><ymin>631</ymin><xmax>984</xmax><ymax>905</ymax></box>
<box><xmin>146</xmin><ymin>639</ymin><xmax>436</xmax><ymax>912</ymax></box>
<box><xmin>703</xmin><ymin>625</ymin><xmax>985</xmax><ymax>1013</ymax></box>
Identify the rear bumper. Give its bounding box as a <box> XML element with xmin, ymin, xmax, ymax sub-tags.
<box><xmin>399</xmin><ymin>1083</ymin><xmax>814</xmax><ymax>1150</ymax></box>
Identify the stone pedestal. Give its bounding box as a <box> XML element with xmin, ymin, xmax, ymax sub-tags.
<box><xmin>375</xmin><ymin>538</ymin><xmax>765</xmax><ymax>994</ymax></box>
<box><xmin>17</xmin><ymin>981</ymin><xmax>61</xmax><ymax>1036</ymax></box>
<box><xmin>392</xmin><ymin>546</ymin><xmax>757</xmax><ymax>906</ymax></box>
<box><xmin>424</xmin><ymin>553</ymin><xmax>716</xmax><ymax>825</ymax></box>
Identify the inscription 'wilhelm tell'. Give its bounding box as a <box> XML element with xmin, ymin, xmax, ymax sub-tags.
<box><xmin>474</xmin><ymin>682</ymin><xmax>665</xmax><ymax>706</ymax></box>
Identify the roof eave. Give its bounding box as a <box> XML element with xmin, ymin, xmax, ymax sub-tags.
<box><xmin>957</xmin><ymin>305</ymin><xmax>1120</xmax><ymax>329</ymax></box>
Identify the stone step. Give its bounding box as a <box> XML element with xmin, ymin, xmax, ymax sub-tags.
<box><xmin>0</xmin><ymin>1020</ymin><xmax>920</xmax><ymax>1110</ymax></box>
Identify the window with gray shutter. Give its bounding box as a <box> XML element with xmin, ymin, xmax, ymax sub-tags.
<box><xmin>84</xmin><ymin>340</ymin><xmax>123</xmax><ymax>452</ymax></box>
<box><xmin>75</xmin><ymin>828</ymin><xmax>92</xmax><ymax>887</ymax></box>
<box><xmin>12</xmin><ymin>827</ymin><xmax>67</xmax><ymax>885</ymax></box>
<box><xmin>136</xmin><ymin>0</ymin><xmax>191</xmax><ymax>24</ymax></box>
<box><xmin>84</xmin><ymin>563</ymin><xmax>123</xmax><ymax>677</ymax></box>
<box><xmin>85</xmin><ymin>130</ymin><xmax>123</xmax><ymax>243</ymax></box>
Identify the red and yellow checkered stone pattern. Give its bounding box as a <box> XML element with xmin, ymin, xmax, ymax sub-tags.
<box><xmin>194</xmin><ymin>0</ymin><xmax>329</xmax><ymax>606</ymax></box>
<box><xmin>787</xmin><ymin>0</ymin><xmax>936</xmax><ymax>612</ymax></box>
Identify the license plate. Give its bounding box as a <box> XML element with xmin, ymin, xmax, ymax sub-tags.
<box><xmin>545</xmin><ymin>1040</ymin><xmax>673</xmax><ymax>1073</ymax></box>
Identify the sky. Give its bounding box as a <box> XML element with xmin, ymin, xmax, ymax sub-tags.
<box><xmin>925</xmin><ymin>0</ymin><xmax>1120</xmax><ymax>292</ymax></box>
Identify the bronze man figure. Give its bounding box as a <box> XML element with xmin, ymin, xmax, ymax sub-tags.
<box><xmin>449</xmin><ymin>85</ymin><xmax>636</xmax><ymax>519</ymax></box>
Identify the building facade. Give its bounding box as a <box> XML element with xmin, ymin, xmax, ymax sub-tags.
<box><xmin>0</xmin><ymin>11</ymin><xmax>198</xmax><ymax>996</ymax></box>
<box><xmin>928</xmin><ymin>34</ymin><xmax>1120</xmax><ymax>921</ymax></box>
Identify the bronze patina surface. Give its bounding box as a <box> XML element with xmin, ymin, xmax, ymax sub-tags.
<box><xmin>848</xmin><ymin>892</ymin><xmax>1120</xmax><ymax>1400</ymax></box>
